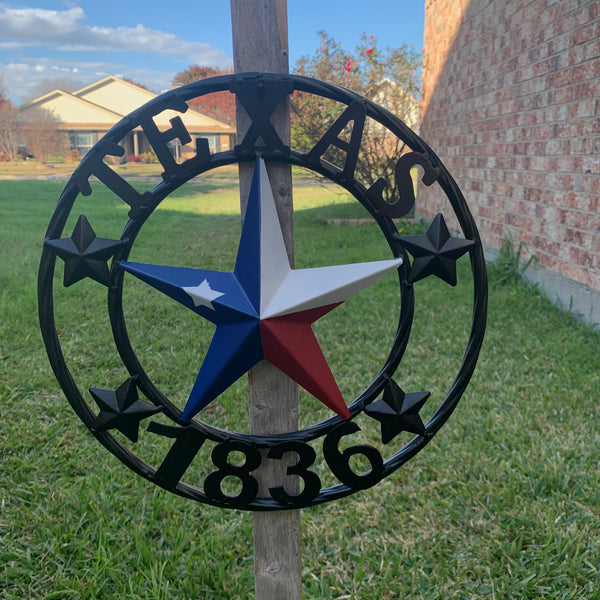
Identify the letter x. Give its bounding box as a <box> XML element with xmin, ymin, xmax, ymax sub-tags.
<box><xmin>231</xmin><ymin>78</ymin><xmax>293</xmax><ymax>154</ymax></box>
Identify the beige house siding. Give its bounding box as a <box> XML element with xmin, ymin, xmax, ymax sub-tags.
<box><xmin>74</xmin><ymin>78</ymin><xmax>158</xmax><ymax>117</ymax></box>
<box><xmin>24</xmin><ymin>90</ymin><xmax>122</xmax><ymax>127</ymax></box>
<box><xmin>22</xmin><ymin>75</ymin><xmax>235</xmax><ymax>160</ymax></box>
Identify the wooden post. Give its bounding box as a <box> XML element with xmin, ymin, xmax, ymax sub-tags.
<box><xmin>230</xmin><ymin>2</ymin><xmax>302</xmax><ymax>599</ymax></box>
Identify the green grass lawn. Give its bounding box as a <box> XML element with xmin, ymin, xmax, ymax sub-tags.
<box><xmin>0</xmin><ymin>158</ymin><xmax>166</xmax><ymax>178</ymax></box>
<box><xmin>1</xmin><ymin>178</ymin><xmax>600</xmax><ymax>599</ymax></box>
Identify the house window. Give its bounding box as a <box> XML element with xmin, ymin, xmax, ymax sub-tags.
<box><xmin>69</xmin><ymin>131</ymin><xmax>97</xmax><ymax>155</ymax></box>
<box><xmin>194</xmin><ymin>134</ymin><xmax>220</xmax><ymax>153</ymax></box>
<box><xmin>167</xmin><ymin>139</ymin><xmax>182</xmax><ymax>162</ymax></box>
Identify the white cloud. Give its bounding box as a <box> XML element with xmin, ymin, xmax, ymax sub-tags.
<box><xmin>0</xmin><ymin>6</ymin><xmax>84</xmax><ymax>41</ymax></box>
<box><xmin>0</xmin><ymin>58</ymin><xmax>175</xmax><ymax>103</ymax></box>
<box><xmin>0</xmin><ymin>4</ymin><xmax>232</xmax><ymax>103</ymax></box>
<box><xmin>58</xmin><ymin>24</ymin><xmax>229</xmax><ymax>65</ymax></box>
<box><xmin>0</xmin><ymin>5</ymin><xmax>230</xmax><ymax>64</ymax></box>
<box><xmin>0</xmin><ymin>41</ymin><xmax>35</xmax><ymax>49</ymax></box>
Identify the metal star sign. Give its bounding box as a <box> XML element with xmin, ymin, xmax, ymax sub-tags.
<box><xmin>38</xmin><ymin>73</ymin><xmax>487</xmax><ymax>510</ymax></box>
<box><xmin>121</xmin><ymin>160</ymin><xmax>402</xmax><ymax>422</ymax></box>
<box><xmin>399</xmin><ymin>213</ymin><xmax>474</xmax><ymax>286</ymax></box>
<box><xmin>44</xmin><ymin>214</ymin><xmax>122</xmax><ymax>287</ymax></box>
<box><xmin>365</xmin><ymin>378</ymin><xmax>430</xmax><ymax>444</ymax></box>
<box><xmin>90</xmin><ymin>377</ymin><xmax>161</xmax><ymax>442</ymax></box>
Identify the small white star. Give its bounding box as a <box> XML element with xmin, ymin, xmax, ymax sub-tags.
<box><xmin>183</xmin><ymin>279</ymin><xmax>224</xmax><ymax>310</ymax></box>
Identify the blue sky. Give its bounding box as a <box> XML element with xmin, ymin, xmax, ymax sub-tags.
<box><xmin>0</xmin><ymin>1</ymin><xmax>424</xmax><ymax>103</ymax></box>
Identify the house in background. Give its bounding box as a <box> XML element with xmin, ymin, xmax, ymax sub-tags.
<box><xmin>21</xmin><ymin>75</ymin><xmax>235</xmax><ymax>160</ymax></box>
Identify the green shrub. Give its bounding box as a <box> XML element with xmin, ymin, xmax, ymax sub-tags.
<box><xmin>493</xmin><ymin>235</ymin><xmax>537</xmax><ymax>285</ymax></box>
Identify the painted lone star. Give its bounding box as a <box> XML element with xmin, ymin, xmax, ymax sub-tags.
<box><xmin>90</xmin><ymin>377</ymin><xmax>161</xmax><ymax>442</ymax></box>
<box><xmin>44</xmin><ymin>214</ymin><xmax>122</xmax><ymax>287</ymax></box>
<box><xmin>120</xmin><ymin>159</ymin><xmax>403</xmax><ymax>422</ymax></box>
<box><xmin>398</xmin><ymin>213</ymin><xmax>474</xmax><ymax>286</ymax></box>
<box><xmin>183</xmin><ymin>279</ymin><xmax>225</xmax><ymax>310</ymax></box>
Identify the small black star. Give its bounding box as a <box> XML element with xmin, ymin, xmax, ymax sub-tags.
<box><xmin>44</xmin><ymin>214</ymin><xmax>122</xmax><ymax>287</ymax></box>
<box><xmin>89</xmin><ymin>377</ymin><xmax>161</xmax><ymax>442</ymax></box>
<box><xmin>398</xmin><ymin>213</ymin><xmax>474</xmax><ymax>286</ymax></box>
<box><xmin>365</xmin><ymin>378</ymin><xmax>430</xmax><ymax>444</ymax></box>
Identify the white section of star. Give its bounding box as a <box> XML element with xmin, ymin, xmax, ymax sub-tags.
<box><xmin>183</xmin><ymin>278</ymin><xmax>225</xmax><ymax>310</ymax></box>
<box><xmin>262</xmin><ymin>261</ymin><xmax>403</xmax><ymax>318</ymax></box>
<box><xmin>254</xmin><ymin>160</ymin><xmax>403</xmax><ymax>319</ymax></box>
<box><xmin>258</xmin><ymin>164</ymin><xmax>293</xmax><ymax>314</ymax></box>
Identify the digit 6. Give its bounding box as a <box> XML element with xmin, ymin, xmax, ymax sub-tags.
<box><xmin>323</xmin><ymin>422</ymin><xmax>384</xmax><ymax>490</ymax></box>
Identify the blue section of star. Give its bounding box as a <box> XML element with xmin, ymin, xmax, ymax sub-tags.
<box><xmin>184</xmin><ymin>320</ymin><xmax>263</xmax><ymax>419</ymax></box>
<box><xmin>119</xmin><ymin>263</ymin><xmax>258</xmax><ymax>324</ymax></box>
<box><xmin>234</xmin><ymin>161</ymin><xmax>262</xmax><ymax>314</ymax></box>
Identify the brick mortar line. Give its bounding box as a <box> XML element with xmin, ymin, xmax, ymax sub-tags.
<box><xmin>444</xmin><ymin>171</ymin><xmax>599</xmax><ymax>181</ymax></box>
<box><xmin>429</xmin><ymin>92</ymin><xmax>600</xmax><ymax>119</ymax></box>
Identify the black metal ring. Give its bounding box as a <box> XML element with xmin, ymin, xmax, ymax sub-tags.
<box><xmin>38</xmin><ymin>73</ymin><xmax>487</xmax><ymax>510</ymax></box>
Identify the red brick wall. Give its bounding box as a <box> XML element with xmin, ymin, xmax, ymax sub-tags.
<box><xmin>419</xmin><ymin>0</ymin><xmax>600</xmax><ymax>292</ymax></box>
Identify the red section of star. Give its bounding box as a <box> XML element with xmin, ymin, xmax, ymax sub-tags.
<box><xmin>260</xmin><ymin>303</ymin><xmax>351</xmax><ymax>419</ymax></box>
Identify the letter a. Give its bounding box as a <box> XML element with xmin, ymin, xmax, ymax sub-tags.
<box><xmin>305</xmin><ymin>101</ymin><xmax>367</xmax><ymax>181</ymax></box>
